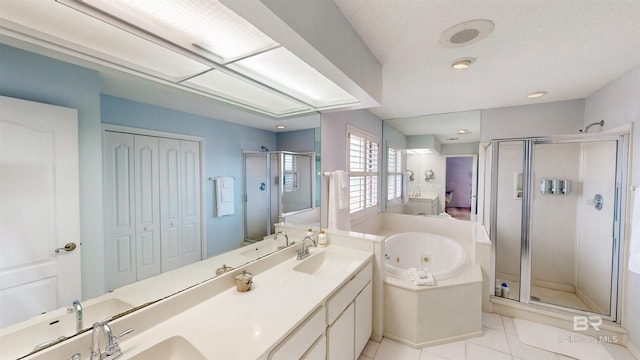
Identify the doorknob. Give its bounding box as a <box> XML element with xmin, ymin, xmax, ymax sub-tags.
<box><xmin>55</xmin><ymin>242</ymin><xmax>77</xmax><ymax>253</ymax></box>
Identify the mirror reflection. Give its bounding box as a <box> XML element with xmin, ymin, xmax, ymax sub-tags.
<box><xmin>382</xmin><ymin>110</ymin><xmax>481</xmax><ymax>221</ymax></box>
<box><xmin>0</xmin><ymin>97</ymin><xmax>320</xmax><ymax>358</ymax></box>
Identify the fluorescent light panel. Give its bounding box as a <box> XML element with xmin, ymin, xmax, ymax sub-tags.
<box><xmin>183</xmin><ymin>70</ymin><xmax>310</xmax><ymax>116</ymax></box>
<box><xmin>229</xmin><ymin>47</ymin><xmax>358</xmax><ymax>108</ymax></box>
<box><xmin>407</xmin><ymin>149</ymin><xmax>433</xmax><ymax>155</ymax></box>
<box><xmin>96</xmin><ymin>0</ymin><xmax>279</xmax><ymax>63</ymax></box>
<box><xmin>5</xmin><ymin>1</ymin><xmax>209</xmax><ymax>79</ymax></box>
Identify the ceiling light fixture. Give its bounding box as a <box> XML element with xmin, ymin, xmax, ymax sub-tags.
<box><xmin>55</xmin><ymin>0</ymin><xmax>360</xmax><ymax>117</ymax></box>
<box><xmin>275</xmin><ymin>125</ymin><xmax>286</xmax><ymax>129</ymax></box>
<box><xmin>451</xmin><ymin>58</ymin><xmax>476</xmax><ymax>70</ymax></box>
<box><xmin>457</xmin><ymin>129</ymin><xmax>471</xmax><ymax>134</ymax></box>
<box><xmin>527</xmin><ymin>91</ymin><xmax>548</xmax><ymax>99</ymax></box>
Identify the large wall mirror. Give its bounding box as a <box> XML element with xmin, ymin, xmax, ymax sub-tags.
<box><xmin>382</xmin><ymin>110</ymin><xmax>481</xmax><ymax>221</ymax></box>
<box><xmin>1</xmin><ymin>108</ymin><xmax>320</xmax><ymax>358</ymax></box>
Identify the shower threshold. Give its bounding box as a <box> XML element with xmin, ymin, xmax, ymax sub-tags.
<box><xmin>497</xmin><ymin>280</ymin><xmax>592</xmax><ymax>312</ymax></box>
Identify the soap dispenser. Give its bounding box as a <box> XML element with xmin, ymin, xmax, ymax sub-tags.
<box><xmin>318</xmin><ymin>230</ymin><xmax>327</xmax><ymax>247</ymax></box>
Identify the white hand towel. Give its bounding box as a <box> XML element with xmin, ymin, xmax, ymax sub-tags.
<box><xmin>336</xmin><ymin>170</ymin><xmax>350</xmax><ymax>210</ymax></box>
<box><xmin>629</xmin><ymin>189</ymin><xmax>640</xmax><ymax>274</ymax></box>
<box><xmin>327</xmin><ymin>171</ymin><xmax>351</xmax><ymax>230</ymax></box>
<box><xmin>215</xmin><ymin>177</ymin><xmax>235</xmax><ymax>217</ymax></box>
<box><xmin>408</xmin><ymin>268</ymin><xmax>435</xmax><ymax>286</ymax></box>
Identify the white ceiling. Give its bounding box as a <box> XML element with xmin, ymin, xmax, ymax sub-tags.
<box><xmin>2</xmin><ymin>1</ymin><xmax>639</xmax><ymax>139</ymax></box>
<box><xmin>334</xmin><ymin>0</ymin><xmax>640</xmax><ymax>138</ymax></box>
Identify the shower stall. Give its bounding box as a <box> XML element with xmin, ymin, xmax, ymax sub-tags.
<box><xmin>243</xmin><ymin>151</ymin><xmax>315</xmax><ymax>242</ymax></box>
<box><xmin>487</xmin><ymin>132</ymin><xmax>628</xmax><ymax>321</ymax></box>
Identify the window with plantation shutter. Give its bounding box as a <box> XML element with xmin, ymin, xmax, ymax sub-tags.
<box><xmin>282</xmin><ymin>153</ymin><xmax>297</xmax><ymax>192</ymax></box>
<box><xmin>348</xmin><ymin>127</ymin><xmax>379</xmax><ymax>219</ymax></box>
<box><xmin>387</xmin><ymin>146</ymin><xmax>402</xmax><ymax>201</ymax></box>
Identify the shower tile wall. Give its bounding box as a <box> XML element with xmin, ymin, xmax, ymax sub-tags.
<box><xmin>530</xmin><ymin>143</ymin><xmax>580</xmax><ymax>289</ymax></box>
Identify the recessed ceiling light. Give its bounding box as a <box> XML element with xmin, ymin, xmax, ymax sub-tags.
<box><xmin>457</xmin><ymin>129</ymin><xmax>471</xmax><ymax>134</ymax></box>
<box><xmin>527</xmin><ymin>91</ymin><xmax>547</xmax><ymax>99</ymax></box>
<box><xmin>275</xmin><ymin>125</ymin><xmax>286</xmax><ymax>129</ymax></box>
<box><xmin>451</xmin><ymin>57</ymin><xmax>476</xmax><ymax>70</ymax></box>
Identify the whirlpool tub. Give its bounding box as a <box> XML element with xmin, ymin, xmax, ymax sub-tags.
<box><xmin>383</xmin><ymin>232</ymin><xmax>482</xmax><ymax>347</ymax></box>
<box><xmin>384</xmin><ymin>232</ymin><xmax>467</xmax><ymax>280</ymax></box>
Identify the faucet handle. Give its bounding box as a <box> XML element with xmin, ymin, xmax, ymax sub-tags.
<box><xmin>115</xmin><ymin>328</ymin><xmax>134</xmax><ymax>340</ymax></box>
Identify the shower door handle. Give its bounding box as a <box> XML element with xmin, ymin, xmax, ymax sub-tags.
<box><xmin>587</xmin><ymin>194</ymin><xmax>603</xmax><ymax>210</ymax></box>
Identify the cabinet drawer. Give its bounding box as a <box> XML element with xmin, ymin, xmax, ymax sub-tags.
<box><xmin>270</xmin><ymin>306</ymin><xmax>326</xmax><ymax>360</ymax></box>
<box><xmin>326</xmin><ymin>261</ymin><xmax>372</xmax><ymax>325</ymax></box>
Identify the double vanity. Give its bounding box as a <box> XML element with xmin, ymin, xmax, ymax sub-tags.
<box><xmin>14</xmin><ymin>231</ymin><xmax>374</xmax><ymax>360</ymax></box>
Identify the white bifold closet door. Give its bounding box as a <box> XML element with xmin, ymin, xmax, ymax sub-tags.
<box><xmin>104</xmin><ymin>131</ymin><xmax>201</xmax><ymax>290</ymax></box>
<box><xmin>104</xmin><ymin>133</ymin><xmax>161</xmax><ymax>290</ymax></box>
<box><xmin>159</xmin><ymin>138</ymin><xmax>201</xmax><ymax>273</ymax></box>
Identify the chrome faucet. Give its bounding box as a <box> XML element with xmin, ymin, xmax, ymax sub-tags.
<box><xmin>67</xmin><ymin>300</ymin><xmax>83</xmax><ymax>333</ymax></box>
<box><xmin>274</xmin><ymin>231</ymin><xmax>290</xmax><ymax>249</ymax></box>
<box><xmin>90</xmin><ymin>321</ymin><xmax>134</xmax><ymax>360</ymax></box>
<box><xmin>296</xmin><ymin>235</ymin><xmax>317</xmax><ymax>260</ymax></box>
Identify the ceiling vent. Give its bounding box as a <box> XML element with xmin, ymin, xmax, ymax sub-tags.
<box><xmin>440</xmin><ymin>19</ymin><xmax>495</xmax><ymax>48</ymax></box>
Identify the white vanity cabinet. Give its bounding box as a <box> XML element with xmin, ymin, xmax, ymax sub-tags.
<box><xmin>326</xmin><ymin>261</ymin><xmax>373</xmax><ymax>360</ymax></box>
<box><xmin>269</xmin><ymin>307</ymin><xmax>326</xmax><ymax>360</ymax></box>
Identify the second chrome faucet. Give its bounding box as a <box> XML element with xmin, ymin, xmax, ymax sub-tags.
<box><xmin>296</xmin><ymin>235</ymin><xmax>317</xmax><ymax>260</ymax></box>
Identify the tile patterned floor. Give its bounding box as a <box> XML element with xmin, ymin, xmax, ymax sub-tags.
<box><xmin>359</xmin><ymin>312</ymin><xmax>637</xmax><ymax>360</ymax></box>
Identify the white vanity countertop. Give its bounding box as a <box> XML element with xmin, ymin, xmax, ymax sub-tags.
<box><xmin>104</xmin><ymin>246</ymin><xmax>372</xmax><ymax>359</ymax></box>
<box><xmin>409</xmin><ymin>192</ymin><xmax>438</xmax><ymax>200</ymax></box>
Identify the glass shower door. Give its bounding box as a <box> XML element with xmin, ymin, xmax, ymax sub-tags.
<box><xmin>529</xmin><ymin>139</ymin><xmax>620</xmax><ymax>317</ymax></box>
<box><xmin>493</xmin><ymin>141</ymin><xmax>524</xmax><ymax>302</ymax></box>
<box><xmin>244</xmin><ymin>153</ymin><xmax>270</xmax><ymax>241</ymax></box>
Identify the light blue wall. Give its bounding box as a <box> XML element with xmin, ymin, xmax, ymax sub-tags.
<box><xmin>0</xmin><ymin>43</ymin><xmax>281</xmax><ymax>298</ymax></box>
<box><xmin>276</xmin><ymin>128</ymin><xmax>316</xmax><ymax>152</ymax></box>
<box><xmin>0</xmin><ymin>43</ymin><xmax>105</xmax><ymax>299</ymax></box>
<box><xmin>101</xmin><ymin>95</ymin><xmax>277</xmax><ymax>257</ymax></box>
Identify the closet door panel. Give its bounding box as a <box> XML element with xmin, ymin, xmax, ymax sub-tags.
<box><xmin>160</xmin><ymin>138</ymin><xmax>183</xmax><ymax>272</ymax></box>
<box><xmin>104</xmin><ymin>132</ymin><xmax>136</xmax><ymax>290</ymax></box>
<box><xmin>134</xmin><ymin>135</ymin><xmax>161</xmax><ymax>280</ymax></box>
<box><xmin>181</xmin><ymin>140</ymin><xmax>201</xmax><ymax>265</ymax></box>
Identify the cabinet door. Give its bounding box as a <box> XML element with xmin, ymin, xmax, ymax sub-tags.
<box><xmin>180</xmin><ymin>140</ymin><xmax>201</xmax><ymax>265</ymax></box>
<box><xmin>134</xmin><ymin>135</ymin><xmax>161</xmax><ymax>280</ymax></box>
<box><xmin>303</xmin><ymin>335</ymin><xmax>326</xmax><ymax>360</ymax></box>
<box><xmin>354</xmin><ymin>281</ymin><xmax>373</xmax><ymax>358</ymax></box>
<box><xmin>327</xmin><ymin>302</ymin><xmax>355</xmax><ymax>360</ymax></box>
<box><xmin>104</xmin><ymin>132</ymin><xmax>136</xmax><ymax>290</ymax></box>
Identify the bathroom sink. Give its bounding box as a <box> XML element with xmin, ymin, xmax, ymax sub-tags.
<box><xmin>0</xmin><ymin>298</ymin><xmax>133</xmax><ymax>359</ymax></box>
<box><xmin>293</xmin><ymin>250</ymin><xmax>357</xmax><ymax>276</ymax></box>
<box><xmin>129</xmin><ymin>336</ymin><xmax>206</xmax><ymax>360</ymax></box>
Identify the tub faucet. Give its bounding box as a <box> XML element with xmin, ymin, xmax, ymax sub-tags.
<box><xmin>66</xmin><ymin>300</ymin><xmax>83</xmax><ymax>333</ymax></box>
<box><xmin>90</xmin><ymin>321</ymin><xmax>134</xmax><ymax>360</ymax></box>
<box><xmin>297</xmin><ymin>235</ymin><xmax>317</xmax><ymax>260</ymax></box>
<box><xmin>274</xmin><ymin>231</ymin><xmax>290</xmax><ymax>248</ymax></box>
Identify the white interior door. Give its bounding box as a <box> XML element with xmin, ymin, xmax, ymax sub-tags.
<box><xmin>0</xmin><ymin>95</ymin><xmax>80</xmax><ymax>327</ymax></box>
<box><xmin>159</xmin><ymin>138</ymin><xmax>182</xmax><ymax>272</ymax></box>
